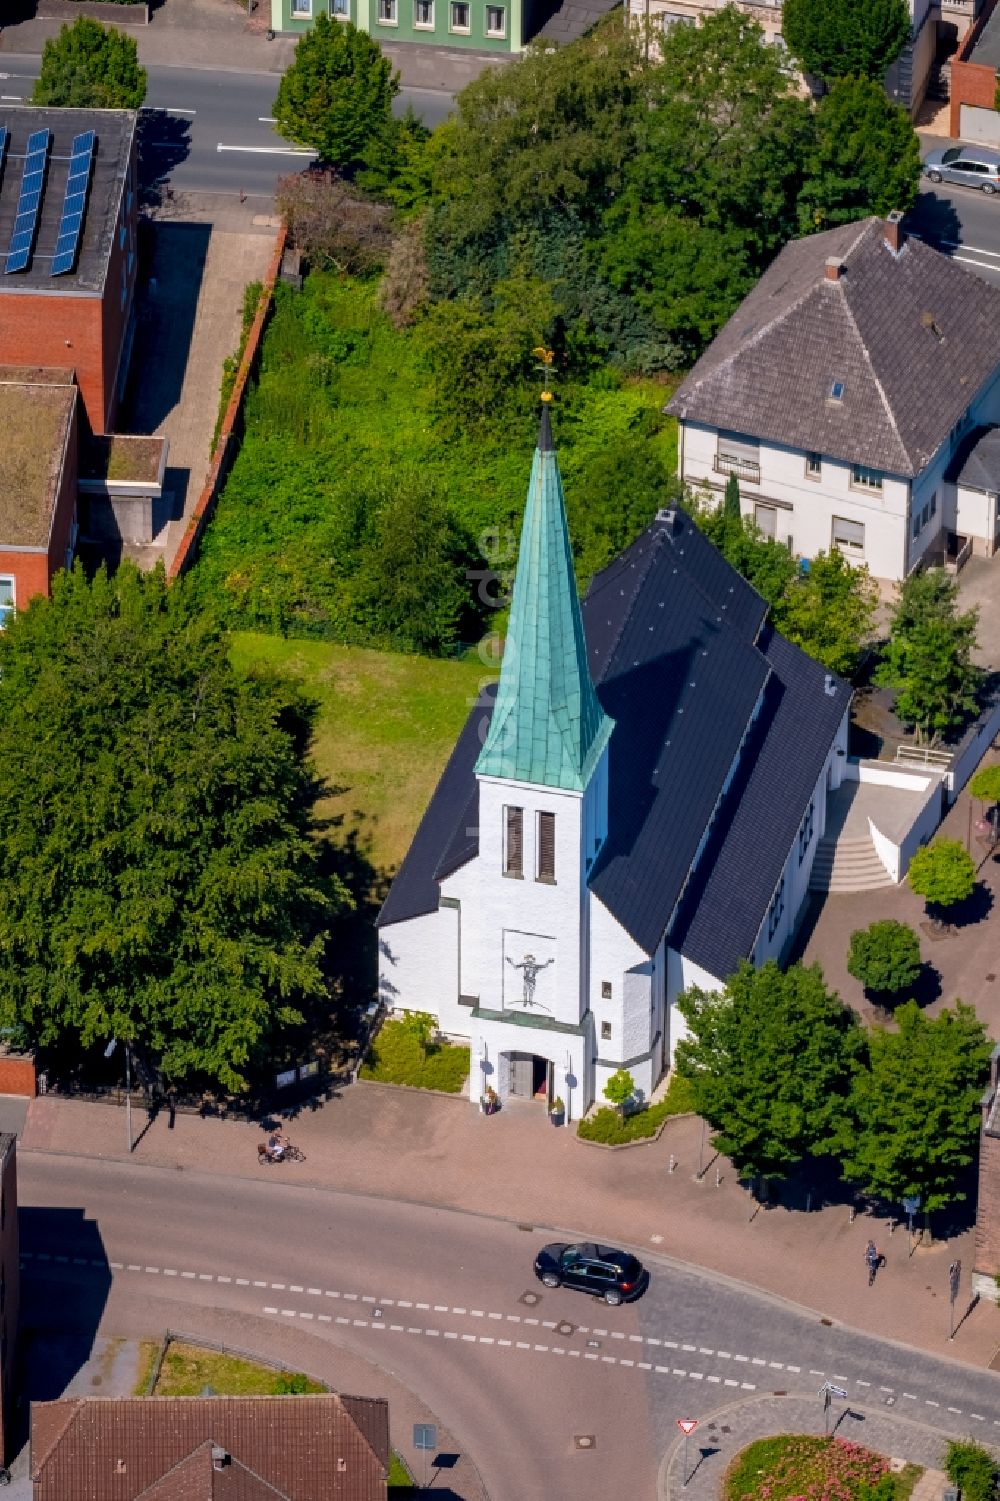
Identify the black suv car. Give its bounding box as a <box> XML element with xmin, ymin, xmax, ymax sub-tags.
<box><xmin>533</xmin><ymin>1242</ymin><xmax>648</xmax><ymax>1305</ymax></box>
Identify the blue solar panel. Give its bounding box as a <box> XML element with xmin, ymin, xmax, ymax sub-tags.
<box><xmin>50</xmin><ymin>129</ymin><xmax>95</xmax><ymax>279</ymax></box>
<box><xmin>4</xmin><ymin>128</ymin><xmax>49</xmax><ymax>273</ymax></box>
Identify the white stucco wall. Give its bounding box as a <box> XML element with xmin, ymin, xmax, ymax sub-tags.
<box><xmin>665</xmin><ymin>950</ymin><xmax>725</xmax><ymax>1069</ymax></box>
<box><xmin>468</xmin><ymin>1012</ymin><xmax>592</xmax><ymax>1122</ymax></box>
<box><xmin>377</xmin><ymin>905</ymin><xmax>460</xmax><ymax>1027</ymax></box>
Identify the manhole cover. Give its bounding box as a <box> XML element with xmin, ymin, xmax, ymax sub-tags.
<box><xmin>574</xmin><ymin>1435</ymin><xmax>596</xmax><ymax>1450</ymax></box>
<box><xmin>885</xmin><ymin>1396</ymin><xmax>896</xmax><ymax>1407</ymax></box>
<box><xmin>820</xmin><ymin>1318</ymin><xmax>833</xmax><ymax>1327</ymax></box>
<box><xmin>373</xmin><ymin>1309</ymin><xmax>383</xmax><ymax>1319</ymax></box>
<box><xmin>720</xmin><ymin>1426</ymin><xmax>732</xmax><ymax>1435</ymax></box>
<box><xmin>988</xmin><ymin>974</ymin><xmax>997</xmax><ymax>983</ymax></box>
<box><xmin>556</xmin><ymin>1321</ymin><xmax>575</xmax><ymax>1337</ymax></box>
<box><xmin>517</xmin><ymin>1224</ymin><xmax>534</xmax><ymax>1232</ymax></box>
<box><xmin>773</xmin><ymin>1390</ymin><xmax>787</xmax><ymax>1397</ymax></box>
<box><xmin>519</xmin><ymin>1290</ymin><xmax>540</xmax><ymax>1307</ymax></box>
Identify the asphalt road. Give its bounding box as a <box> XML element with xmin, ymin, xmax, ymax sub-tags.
<box><xmin>0</xmin><ymin>55</ymin><xmax>454</xmax><ymax>196</ymax></box>
<box><xmin>17</xmin><ymin>1152</ymin><xmax>1000</xmax><ymax>1499</ymax></box>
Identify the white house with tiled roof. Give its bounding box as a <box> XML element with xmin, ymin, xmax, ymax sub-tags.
<box><xmin>667</xmin><ymin>214</ymin><xmax>1000</xmax><ymax>581</ymax></box>
<box><xmin>377</xmin><ymin>406</ymin><xmax>850</xmax><ymax>1123</ymax></box>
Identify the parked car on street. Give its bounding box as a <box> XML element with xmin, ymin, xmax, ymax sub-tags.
<box><xmin>533</xmin><ymin>1242</ymin><xmax>648</xmax><ymax>1305</ymax></box>
<box><xmin>922</xmin><ymin>146</ymin><xmax>1000</xmax><ymax>194</ymax></box>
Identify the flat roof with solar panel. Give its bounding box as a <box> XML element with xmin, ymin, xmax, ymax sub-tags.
<box><xmin>0</xmin><ymin>108</ymin><xmax>136</xmax><ymax>294</ymax></box>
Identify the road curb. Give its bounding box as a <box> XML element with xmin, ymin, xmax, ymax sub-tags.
<box><xmin>656</xmin><ymin>1391</ymin><xmax>1000</xmax><ymax>1501</ymax></box>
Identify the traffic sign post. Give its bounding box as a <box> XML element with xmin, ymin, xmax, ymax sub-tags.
<box><xmin>677</xmin><ymin>1418</ymin><xmax>698</xmax><ymax>1487</ymax></box>
<box><xmin>413</xmin><ymin>1423</ymin><xmax>437</xmax><ymax>1490</ymax></box>
<box><xmin>818</xmin><ymin>1382</ymin><xmax>847</xmax><ymax>1437</ymax></box>
<box><xmin>949</xmin><ymin>1259</ymin><xmax>961</xmax><ymax>1340</ymax></box>
<box><xmin>902</xmin><ymin>1194</ymin><xmax>921</xmax><ymax>1258</ymax></box>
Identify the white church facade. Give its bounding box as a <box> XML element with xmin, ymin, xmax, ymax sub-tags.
<box><xmin>377</xmin><ymin>405</ymin><xmax>850</xmax><ymax>1121</ymax></box>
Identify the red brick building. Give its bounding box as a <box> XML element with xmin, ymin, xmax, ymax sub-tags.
<box><xmin>31</xmin><ymin>1392</ymin><xmax>390</xmax><ymax>1500</ymax></box>
<box><xmin>0</xmin><ymin>107</ymin><xmax>139</xmax><ymax>437</ymax></box>
<box><xmin>0</xmin><ymin>370</ymin><xmax>79</xmax><ymax>619</ymax></box>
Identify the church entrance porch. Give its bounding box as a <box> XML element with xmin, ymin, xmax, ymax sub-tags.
<box><xmin>504</xmin><ymin>1052</ymin><xmax>550</xmax><ymax>1102</ymax></box>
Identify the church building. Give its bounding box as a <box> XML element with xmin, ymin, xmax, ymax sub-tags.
<box><xmin>377</xmin><ymin>406</ymin><xmax>850</xmax><ymax>1121</ymax></box>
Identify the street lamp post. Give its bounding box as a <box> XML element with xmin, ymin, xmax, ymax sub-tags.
<box><xmin>105</xmin><ymin>1038</ymin><xmax>133</xmax><ymax>1154</ymax></box>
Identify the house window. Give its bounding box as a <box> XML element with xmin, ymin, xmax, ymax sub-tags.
<box><xmin>601</xmin><ymin>981</ymin><xmax>613</xmax><ymax>999</ymax></box>
<box><xmin>851</xmin><ymin>464</ymin><xmax>883</xmax><ymax>491</ymax></box>
<box><xmin>921</xmin><ymin>503</ymin><xmax>930</xmax><ymax>528</ymax></box>
<box><xmin>601</xmin><ymin>1020</ymin><xmax>612</xmax><ymax>1041</ymax></box>
<box><xmin>832</xmin><ymin>516</ymin><xmax>864</xmax><ymax>558</ymax></box>
<box><xmin>913</xmin><ymin>510</ymin><xmax>921</xmax><ymax>539</ymax></box>
<box><xmin>504</xmin><ymin>806</ymin><xmax>523</xmax><ymax>877</ymax></box>
<box><xmin>291</xmin><ymin>0</ymin><xmax>311</xmax><ymax>14</ymax></box>
<box><xmin>768</xmin><ymin>875</ymin><xmax>785</xmax><ymax>941</ymax></box>
<box><xmin>806</xmin><ymin>452</ymin><xmax>822</xmax><ymax>479</ymax></box>
<box><xmin>829</xmin><ymin>380</ymin><xmax>845</xmax><ymax>402</ymax></box>
<box><xmin>377</xmin><ymin>0</ymin><xmax>397</xmax><ymax>19</ymax></box>
<box><xmin>537</xmin><ymin>811</ymin><xmax>556</xmax><ymax>882</ymax></box>
<box><xmin>930</xmin><ymin>491</ymin><xmax>937</xmax><ymax>519</ymax></box>
<box><xmin>414</xmin><ymin>0</ymin><xmax>433</xmax><ymax>21</ymax></box>
<box><xmin>486</xmin><ymin>2</ymin><xmax>505</xmax><ymax>31</ymax></box>
<box><xmin>450</xmin><ymin>0</ymin><xmax>470</xmax><ymax>26</ymax></box>
<box><xmin>714</xmin><ymin>431</ymin><xmax>760</xmax><ymax>483</ymax></box>
<box><xmin>798</xmin><ymin>799</ymin><xmax>815</xmax><ymax>864</ymax></box>
<box><xmin>754</xmin><ymin>503</ymin><xmax>777</xmax><ymax>540</ymax></box>
<box><xmin>0</xmin><ymin>579</ymin><xmax>15</xmax><ymax>629</ymax></box>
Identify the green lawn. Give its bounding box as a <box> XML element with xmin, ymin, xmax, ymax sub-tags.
<box><xmin>360</xmin><ymin>1018</ymin><xmax>470</xmax><ymax>1092</ymax></box>
<box><xmin>577</xmin><ymin>1071</ymin><xmax>695</xmax><ymax>1144</ymax></box>
<box><xmin>724</xmin><ymin>1436</ymin><xmax>921</xmax><ymax>1501</ymax></box>
<box><xmin>136</xmin><ymin>1339</ymin><xmax>324</xmax><ymax>1397</ymax></box>
<box><xmin>230</xmin><ymin>633</ymin><xmax>485</xmax><ymax>875</ymax></box>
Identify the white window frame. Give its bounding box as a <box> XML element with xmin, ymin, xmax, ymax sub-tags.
<box><xmin>798</xmin><ymin>800</ymin><xmax>815</xmax><ymax>864</ymax></box>
<box><xmin>485</xmin><ymin>2</ymin><xmax>506</xmax><ymax>33</ymax></box>
<box><xmin>536</xmin><ymin>809</ymin><xmax>556</xmax><ymax>884</ymax></box>
<box><xmin>449</xmin><ymin>0</ymin><xmax>470</xmax><ymax>29</ymax></box>
<box><xmin>850</xmin><ymin>463</ymin><xmax>883</xmax><ymax>492</ymax></box>
<box><xmin>832</xmin><ymin>515</ymin><xmax>865</xmax><ymax>558</ymax></box>
<box><xmin>376</xmin><ymin>0</ymin><xmax>397</xmax><ymax>20</ymax></box>
<box><xmin>805</xmin><ymin>452</ymin><xmax>822</xmax><ymax>479</ymax></box>
<box><xmin>600</xmin><ymin>1019</ymin><xmax>612</xmax><ymax>1041</ymax></box>
<box><xmin>768</xmin><ymin>875</ymin><xmax>785</xmax><ymax>941</ymax></box>
<box><xmin>0</xmin><ymin>578</ymin><xmax>15</xmax><ymax>629</ymax></box>
<box><xmin>503</xmin><ymin>805</ymin><xmax>523</xmax><ymax>879</ymax></box>
<box><xmin>290</xmin><ymin>0</ymin><xmax>312</xmax><ymax>15</ymax></box>
<box><xmin>331</xmin><ymin>0</ymin><xmax>350</xmax><ymax>13</ymax></box>
<box><xmin>414</xmin><ymin>0</ymin><xmax>434</xmax><ymax>23</ymax></box>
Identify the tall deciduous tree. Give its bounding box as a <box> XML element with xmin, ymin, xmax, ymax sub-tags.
<box><xmin>0</xmin><ymin>564</ymin><xmax>340</xmax><ymax>1093</ymax></box>
<box><xmin>32</xmin><ymin>16</ymin><xmax>147</xmax><ymax>110</ymax></box>
<box><xmin>875</xmin><ymin>569</ymin><xmax>981</xmax><ymax>744</ymax></box>
<box><xmin>782</xmin><ymin>0</ymin><xmax>911</xmax><ymax>81</ymax></box>
<box><xmin>838</xmin><ymin>1001</ymin><xmax>991</xmax><ymax>1214</ymax></box>
<box><xmin>273</xmin><ymin>16</ymin><xmax>399</xmax><ymax>174</ymax></box>
<box><xmin>798</xmin><ymin>77</ymin><xmax>922</xmax><ymax>232</ymax></box>
<box><xmin>779</xmin><ymin>549</ymin><xmax>877</xmax><ymax>678</ymax></box>
<box><xmin>676</xmin><ymin>962</ymin><xmax>860</xmax><ymax>1181</ymax></box>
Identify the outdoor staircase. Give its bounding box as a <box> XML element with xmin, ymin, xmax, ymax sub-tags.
<box><xmin>808</xmin><ymin>835</ymin><xmax>896</xmax><ymax>895</ymax></box>
<box><xmin>535</xmin><ymin>0</ymin><xmax>621</xmax><ymax>44</ymax></box>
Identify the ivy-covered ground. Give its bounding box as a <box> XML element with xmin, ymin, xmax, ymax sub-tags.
<box><xmin>190</xmin><ymin>273</ymin><xmax>677</xmax><ymax>652</ymax></box>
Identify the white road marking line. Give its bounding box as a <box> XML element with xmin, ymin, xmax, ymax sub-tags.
<box><xmin>264</xmin><ymin>1305</ymin><xmax>278</xmax><ymax>1314</ymax></box>
<box><xmin>198</xmin><ymin>1274</ymin><xmax>213</xmax><ymax>1281</ymax></box>
<box><xmin>166</xmin><ymin>106</ymin><xmax>197</xmax><ymax>115</ymax></box>
<box><xmin>682</xmin><ymin>1343</ymin><xmax>696</xmax><ymax>1352</ymax></box>
<box><xmin>361</xmin><ymin>1295</ymin><xmax>376</xmax><ymax>1304</ymax></box>
<box><xmin>972</xmin><ymin>1414</ymin><xmax>986</xmax><ymax>1421</ymax></box>
<box><xmin>724</xmin><ymin>1379</ymin><xmax>738</xmax><ymax>1387</ymax></box>
<box><xmin>281</xmin><ymin>1309</ymin><xmax>296</xmax><ymax>1317</ymax></box>
<box><xmin>258</xmin><ymin>115</ymin><xmax>277</xmax><ymax>122</ymax></box>
<box><xmin>336</xmin><ymin>1317</ymin><xmax>350</xmax><ymax>1326</ymax></box>
<box><xmin>253</xmin><ymin>1281</ymin><xmax>267</xmax><ymax>1288</ymax></box>
<box><xmin>217</xmin><ymin>143</ymin><xmax>315</xmax><ymax>156</ymax></box>
<box><xmin>236</xmin><ymin>1279</ymin><xmax>249</xmax><ymax>1286</ymax></box>
<box><xmin>716</xmin><ymin>1350</ymin><xmax>730</xmax><ymax>1359</ymax></box>
<box><xmin>127</xmin><ymin>1264</ymin><xmax>140</xmax><ymax>1272</ymax></box>
<box><xmin>903</xmin><ymin>1394</ymin><xmax>917</xmax><ymax>1401</ymax></box>
<box><xmin>488</xmin><ymin>1312</ymin><xmax>503</xmax><ymax>1321</ymax></box>
<box><xmin>947</xmin><ymin>1407</ymin><xmax>963</xmax><ymax>1415</ymax></box>
<box><xmin>879</xmin><ymin>1386</ymin><xmax>894</xmax><ymax>1394</ymax></box>
<box><xmin>343</xmin><ymin>1293</ymin><xmax>357</xmax><ymax>1301</ymax></box>
<box><xmin>318</xmin><ymin>1314</ymin><xmax>331</xmax><ymax>1323</ymax></box>
<box><xmin>471</xmin><ymin>1309</ymin><xmax>485</xmax><ymax>1318</ymax></box>
<box><xmin>620</xmin><ymin>1359</ymin><xmax>634</xmax><ymax>1368</ymax></box>
<box><xmin>638</xmin><ymin>1362</ymin><xmax>651</xmax><ymax>1371</ymax></box>
<box><xmin>453</xmin><ymin>1306</ymin><xmax>467</xmax><ymax>1315</ymax></box>
<box><xmin>444</xmin><ymin>1332</ymin><xmax>458</xmax><ymax>1341</ymax></box>
<box><xmin>290</xmin><ymin>1285</ymin><xmax>304</xmax><ymax>1293</ymax></box>
<box><xmin>926</xmin><ymin>1401</ymin><xmax>940</xmax><ymax>1408</ymax></box>
<box><xmin>741</xmin><ymin>1383</ymin><xmax>756</xmax><ymax>1391</ymax></box>
<box><xmin>415</xmin><ymin>1302</ymin><xmax>430</xmax><ymax>1310</ymax></box>
<box><xmin>217</xmin><ymin>1276</ymin><xmax>231</xmax><ymax>1284</ymax></box>
<box><xmin>181</xmin><ymin>1272</ymin><xmax>195</xmax><ymax>1280</ymax></box>
<box><xmin>164</xmin><ymin>1269</ymin><xmax>177</xmax><ymax>1277</ymax></box>
<box><xmin>390</xmin><ymin>1325</ymin><xmax>404</xmax><ymax>1332</ymax></box>
<box><xmin>462</xmin><ymin>1334</ymin><xmax>476</xmax><ymax>1343</ymax></box>
<box><xmin>398</xmin><ymin>1300</ymin><xmax>412</xmax><ymax>1308</ymax></box>
<box><xmin>481</xmin><ymin>1337</ymin><xmax>494</xmax><ymax>1345</ymax></box>
<box><xmin>857</xmin><ymin>1381</ymin><xmax>870</xmax><ymax>1388</ymax></box>
<box><xmin>706</xmin><ymin>1375</ymin><xmax>721</xmax><ymax>1384</ymax></box>
<box><xmin>786</xmin><ymin>1365</ymin><xmax>800</xmax><ymax>1373</ymax></box>
<box><xmin>499</xmin><ymin>1339</ymin><xmax>512</xmax><ymax>1347</ymax></box>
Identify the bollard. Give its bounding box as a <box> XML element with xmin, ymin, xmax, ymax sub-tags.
<box><xmin>889</xmin><ymin>1219</ymin><xmax>895</xmax><ymax>1235</ymax></box>
<box><xmin>715</xmin><ymin>1168</ymin><xmax>721</xmax><ymax>1188</ymax></box>
<box><xmin>668</xmin><ymin>1154</ymin><xmax>676</xmax><ymax>1174</ymax></box>
<box><xmin>806</xmin><ymin>1191</ymin><xmax>812</xmax><ymax>1213</ymax></box>
<box><xmin>849</xmin><ymin>1206</ymin><xmax>856</xmax><ymax>1223</ymax></box>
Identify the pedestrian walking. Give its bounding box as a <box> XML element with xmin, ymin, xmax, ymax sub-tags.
<box><xmin>865</xmin><ymin>1239</ymin><xmax>880</xmax><ymax>1286</ymax></box>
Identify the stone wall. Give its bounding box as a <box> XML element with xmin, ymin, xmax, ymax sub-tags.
<box><xmin>973</xmin><ymin>1043</ymin><xmax>1000</xmax><ymax>1299</ymax></box>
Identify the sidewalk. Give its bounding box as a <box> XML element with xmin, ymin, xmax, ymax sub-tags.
<box><xmin>657</xmin><ymin>1393</ymin><xmax>985</xmax><ymax>1501</ymax></box>
<box><xmin>19</xmin><ymin>1085</ymin><xmax>1000</xmax><ymax>1370</ymax></box>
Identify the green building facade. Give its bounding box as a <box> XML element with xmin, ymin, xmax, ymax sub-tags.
<box><xmin>270</xmin><ymin>0</ymin><xmax>525</xmax><ymax>52</ymax></box>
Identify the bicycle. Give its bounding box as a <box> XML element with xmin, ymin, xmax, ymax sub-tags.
<box><xmin>257</xmin><ymin>1141</ymin><xmax>307</xmax><ymax>1165</ymax></box>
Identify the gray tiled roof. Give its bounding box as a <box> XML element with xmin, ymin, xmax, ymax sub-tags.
<box><xmin>948</xmin><ymin>424</ymin><xmax>1000</xmax><ymax>492</ymax></box>
<box><xmin>667</xmin><ymin>218</ymin><xmax>1000</xmax><ymax>479</ymax></box>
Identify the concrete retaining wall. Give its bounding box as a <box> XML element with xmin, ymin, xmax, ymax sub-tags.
<box><xmin>36</xmin><ymin>0</ymin><xmax>150</xmax><ymax>22</ymax></box>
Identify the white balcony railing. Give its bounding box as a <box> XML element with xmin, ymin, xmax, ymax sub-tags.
<box><xmin>714</xmin><ymin>452</ymin><xmax>761</xmax><ymax>484</ymax></box>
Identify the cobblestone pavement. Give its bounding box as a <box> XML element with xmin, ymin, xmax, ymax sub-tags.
<box><xmin>657</xmin><ymin>1394</ymin><xmax>990</xmax><ymax>1501</ymax></box>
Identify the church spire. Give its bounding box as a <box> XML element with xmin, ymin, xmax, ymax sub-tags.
<box><xmin>476</xmin><ymin>406</ymin><xmax>614</xmax><ymax>791</ymax></box>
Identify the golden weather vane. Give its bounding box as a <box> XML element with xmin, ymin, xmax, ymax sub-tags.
<box><xmin>532</xmin><ymin>346</ymin><xmax>555</xmax><ymax>403</ymax></box>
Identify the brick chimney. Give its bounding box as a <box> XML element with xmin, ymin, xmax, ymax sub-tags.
<box><xmin>824</xmin><ymin>256</ymin><xmax>843</xmax><ymax>283</ymax></box>
<box><xmin>884</xmin><ymin>210</ymin><xmax>905</xmax><ymax>255</ymax></box>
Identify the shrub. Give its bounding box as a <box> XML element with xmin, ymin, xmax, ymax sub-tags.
<box><xmin>277</xmin><ymin>171</ymin><xmax>393</xmax><ymax>276</ymax></box>
<box><xmin>360</xmin><ymin>1018</ymin><xmax>469</xmax><ymax>1092</ymax></box>
<box><xmin>944</xmin><ymin>1439</ymin><xmax>999</xmax><ymax>1501</ymax></box>
<box><xmin>847</xmin><ymin>920</ymin><xmax>920</xmax><ymax>1002</ymax></box>
<box><xmin>577</xmin><ymin>1073</ymin><xmax>694</xmax><ymax>1144</ymax></box>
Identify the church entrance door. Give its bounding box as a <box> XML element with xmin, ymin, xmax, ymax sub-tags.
<box><xmin>506</xmin><ymin>1052</ymin><xmax>549</xmax><ymax>1100</ymax></box>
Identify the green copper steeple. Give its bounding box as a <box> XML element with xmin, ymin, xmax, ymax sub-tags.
<box><xmin>476</xmin><ymin>405</ymin><xmax>614</xmax><ymax>791</ymax></box>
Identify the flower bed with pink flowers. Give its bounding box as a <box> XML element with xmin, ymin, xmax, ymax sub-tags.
<box><xmin>724</xmin><ymin>1436</ymin><xmax>922</xmax><ymax>1501</ymax></box>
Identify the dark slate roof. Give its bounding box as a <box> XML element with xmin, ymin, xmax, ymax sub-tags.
<box><xmin>948</xmin><ymin>425</ymin><xmax>1000</xmax><ymax>492</ymax></box>
<box><xmin>667</xmin><ymin>217</ymin><xmax>1000</xmax><ymax>479</ymax></box>
<box><xmin>376</xmin><ymin>685</ymin><xmax>494</xmax><ymax>928</ymax></box>
<box><xmin>379</xmin><ymin>510</ymin><xmax>847</xmax><ymax>971</ymax></box>
<box><xmin>0</xmin><ymin>107</ymin><xmax>136</xmax><ymax>295</ymax></box>
<box><xmin>670</xmin><ymin>628</ymin><xmax>847</xmax><ymax>978</ymax></box>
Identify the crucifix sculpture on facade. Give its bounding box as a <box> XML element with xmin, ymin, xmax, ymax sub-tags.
<box><xmin>506</xmin><ymin>952</ymin><xmax>554</xmax><ymax>1011</ymax></box>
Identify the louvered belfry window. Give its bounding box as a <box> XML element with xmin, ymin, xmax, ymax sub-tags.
<box><xmin>537</xmin><ymin>811</ymin><xmax>556</xmax><ymax>883</ymax></box>
<box><xmin>504</xmin><ymin>806</ymin><xmax>523</xmax><ymax>877</ymax></box>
